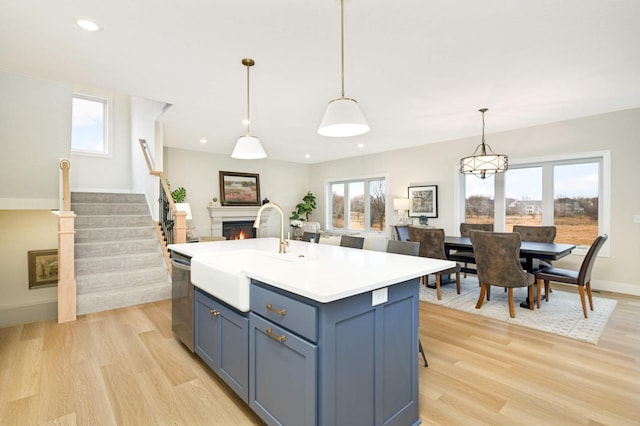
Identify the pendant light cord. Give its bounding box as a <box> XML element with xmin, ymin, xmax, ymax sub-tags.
<box><xmin>479</xmin><ymin>108</ymin><xmax>487</xmax><ymax>155</ymax></box>
<box><xmin>340</xmin><ymin>0</ymin><xmax>345</xmax><ymax>98</ymax></box>
<box><xmin>246</xmin><ymin>63</ymin><xmax>251</xmax><ymax>135</ymax></box>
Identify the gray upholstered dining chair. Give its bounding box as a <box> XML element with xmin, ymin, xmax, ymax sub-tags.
<box><xmin>513</xmin><ymin>225</ymin><xmax>557</xmax><ymax>270</ymax></box>
<box><xmin>447</xmin><ymin>222</ymin><xmax>494</xmax><ymax>277</ymax></box>
<box><xmin>339</xmin><ymin>235</ymin><xmax>364</xmax><ymax>249</ymax></box>
<box><xmin>386</xmin><ymin>239</ymin><xmax>420</xmax><ymax>256</ymax></box>
<box><xmin>534</xmin><ymin>234</ymin><xmax>608</xmax><ymax>318</ymax></box>
<box><xmin>301</xmin><ymin>231</ymin><xmax>320</xmax><ymax>243</ymax></box>
<box><xmin>408</xmin><ymin>227</ymin><xmax>460</xmax><ymax>300</ymax></box>
<box><xmin>385</xmin><ymin>239</ymin><xmax>428</xmax><ymax>367</ymax></box>
<box><xmin>470</xmin><ymin>231</ymin><xmax>535</xmax><ymax>318</ymax></box>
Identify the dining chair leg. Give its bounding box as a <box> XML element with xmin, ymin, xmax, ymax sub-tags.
<box><xmin>536</xmin><ymin>279</ymin><xmax>542</xmax><ymax>308</ymax></box>
<box><xmin>436</xmin><ymin>275</ymin><xmax>441</xmax><ymax>300</ymax></box>
<box><xmin>508</xmin><ymin>288</ymin><xmax>515</xmax><ymax>318</ymax></box>
<box><xmin>544</xmin><ymin>280</ymin><xmax>550</xmax><ymax>302</ymax></box>
<box><xmin>528</xmin><ymin>285</ymin><xmax>534</xmax><ymax>311</ymax></box>
<box><xmin>486</xmin><ymin>285</ymin><xmax>491</xmax><ymax>301</ymax></box>
<box><xmin>476</xmin><ymin>283</ymin><xmax>487</xmax><ymax>309</ymax></box>
<box><xmin>418</xmin><ymin>339</ymin><xmax>428</xmax><ymax>367</ymax></box>
<box><xmin>455</xmin><ymin>271</ymin><xmax>460</xmax><ymax>295</ymax></box>
<box><xmin>586</xmin><ymin>281</ymin><xmax>594</xmax><ymax>311</ymax></box>
<box><xmin>578</xmin><ymin>285</ymin><xmax>588</xmax><ymax>318</ymax></box>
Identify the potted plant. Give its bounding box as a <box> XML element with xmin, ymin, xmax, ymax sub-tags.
<box><xmin>290</xmin><ymin>191</ymin><xmax>316</xmax><ymax>222</ymax></box>
<box><xmin>289</xmin><ymin>191</ymin><xmax>316</xmax><ymax>239</ymax></box>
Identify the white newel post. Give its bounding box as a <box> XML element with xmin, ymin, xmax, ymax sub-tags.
<box><xmin>207</xmin><ymin>206</ymin><xmax>270</xmax><ymax>238</ymax></box>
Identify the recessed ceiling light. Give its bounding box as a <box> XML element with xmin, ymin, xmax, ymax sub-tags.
<box><xmin>357</xmin><ymin>143</ymin><xmax>364</xmax><ymax>149</ymax></box>
<box><xmin>75</xmin><ymin>17</ymin><xmax>102</xmax><ymax>32</ymax></box>
<box><xmin>200</xmin><ymin>138</ymin><xmax>207</xmax><ymax>144</ymax></box>
<box><xmin>305</xmin><ymin>154</ymin><xmax>311</xmax><ymax>159</ymax></box>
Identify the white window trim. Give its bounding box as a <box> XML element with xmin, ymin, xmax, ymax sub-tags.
<box><xmin>71</xmin><ymin>91</ymin><xmax>113</xmax><ymax>158</ymax></box>
<box><xmin>324</xmin><ymin>173</ymin><xmax>388</xmax><ymax>234</ymax></box>
<box><xmin>456</xmin><ymin>150</ymin><xmax>610</xmax><ymax>257</ymax></box>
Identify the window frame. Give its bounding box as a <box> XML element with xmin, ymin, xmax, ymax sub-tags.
<box><xmin>325</xmin><ymin>174</ymin><xmax>387</xmax><ymax>234</ymax></box>
<box><xmin>71</xmin><ymin>92</ymin><xmax>112</xmax><ymax>157</ymax></box>
<box><xmin>457</xmin><ymin>150</ymin><xmax>610</xmax><ymax>256</ymax></box>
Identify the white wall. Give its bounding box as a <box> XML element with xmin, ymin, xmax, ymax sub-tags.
<box><xmin>131</xmin><ymin>97</ymin><xmax>169</xmax><ymax>221</ymax></box>
<box><xmin>163</xmin><ymin>147</ymin><xmax>311</xmax><ymax>238</ymax></box>
<box><xmin>310</xmin><ymin>109</ymin><xmax>640</xmax><ymax>295</ymax></box>
<box><xmin>0</xmin><ymin>71</ymin><xmax>71</xmax><ymax>209</ymax></box>
<box><xmin>0</xmin><ymin>211</ymin><xmax>59</xmax><ymax>326</ymax></box>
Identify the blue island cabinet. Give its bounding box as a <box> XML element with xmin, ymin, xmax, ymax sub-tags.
<box><xmin>249</xmin><ymin>278</ymin><xmax>421</xmax><ymax>426</ymax></box>
<box><xmin>194</xmin><ymin>288</ymin><xmax>249</xmax><ymax>403</ymax></box>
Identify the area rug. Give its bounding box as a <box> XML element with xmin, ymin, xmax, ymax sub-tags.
<box><xmin>419</xmin><ymin>277</ymin><xmax>617</xmax><ymax>344</ymax></box>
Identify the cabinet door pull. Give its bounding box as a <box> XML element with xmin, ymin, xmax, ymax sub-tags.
<box><xmin>210</xmin><ymin>309</ymin><xmax>220</xmax><ymax>318</ymax></box>
<box><xmin>266</xmin><ymin>327</ymin><xmax>286</xmax><ymax>343</ymax></box>
<box><xmin>266</xmin><ymin>304</ymin><xmax>287</xmax><ymax>316</ymax></box>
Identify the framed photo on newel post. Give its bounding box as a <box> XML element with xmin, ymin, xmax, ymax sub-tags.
<box><xmin>219</xmin><ymin>171</ymin><xmax>261</xmax><ymax>206</ymax></box>
<box><xmin>408</xmin><ymin>185</ymin><xmax>438</xmax><ymax>218</ymax></box>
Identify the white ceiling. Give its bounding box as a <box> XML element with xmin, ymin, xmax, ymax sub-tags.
<box><xmin>1</xmin><ymin>0</ymin><xmax>639</xmax><ymax>164</ymax></box>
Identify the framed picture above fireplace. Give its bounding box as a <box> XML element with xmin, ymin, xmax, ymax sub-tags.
<box><xmin>219</xmin><ymin>171</ymin><xmax>261</xmax><ymax>206</ymax></box>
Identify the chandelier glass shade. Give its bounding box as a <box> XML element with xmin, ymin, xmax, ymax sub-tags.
<box><xmin>231</xmin><ymin>58</ymin><xmax>267</xmax><ymax>159</ymax></box>
<box><xmin>460</xmin><ymin>108</ymin><xmax>508</xmax><ymax>179</ymax></box>
<box><xmin>317</xmin><ymin>0</ymin><xmax>369</xmax><ymax>137</ymax></box>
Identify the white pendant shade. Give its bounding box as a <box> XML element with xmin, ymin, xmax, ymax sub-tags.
<box><xmin>318</xmin><ymin>98</ymin><xmax>370</xmax><ymax>137</ymax></box>
<box><xmin>231</xmin><ymin>135</ymin><xmax>267</xmax><ymax>159</ymax></box>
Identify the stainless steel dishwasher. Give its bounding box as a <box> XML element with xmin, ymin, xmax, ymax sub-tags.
<box><xmin>171</xmin><ymin>252</ymin><xmax>194</xmax><ymax>352</ymax></box>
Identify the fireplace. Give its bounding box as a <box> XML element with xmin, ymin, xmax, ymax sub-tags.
<box><xmin>223</xmin><ymin>220</ymin><xmax>256</xmax><ymax>240</ymax></box>
<box><xmin>207</xmin><ymin>205</ymin><xmax>270</xmax><ymax>238</ymax></box>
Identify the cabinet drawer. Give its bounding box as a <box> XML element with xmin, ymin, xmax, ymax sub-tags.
<box><xmin>251</xmin><ymin>283</ymin><xmax>318</xmax><ymax>342</ymax></box>
<box><xmin>249</xmin><ymin>313</ymin><xmax>317</xmax><ymax>426</ymax></box>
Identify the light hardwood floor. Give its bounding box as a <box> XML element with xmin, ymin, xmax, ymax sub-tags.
<box><xmin>1</xmin><ymin>289</ymin><xmax>638</xmax><ymax>425</ymax></box>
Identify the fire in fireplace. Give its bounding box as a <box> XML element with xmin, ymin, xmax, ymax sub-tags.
<box><xmin>223</xmin><ymin>220</ymin><xmax>256</xmax><ymax>240</ymax></box>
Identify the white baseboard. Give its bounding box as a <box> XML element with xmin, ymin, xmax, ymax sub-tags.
<box><xmin>0</xmin><ymin>301</ymin><xmax>58</xmax><ymax>327</ymax></box>
<box><xmin>591</xmin><ymin>279</ymin><xmax>640</xmax><ymax>296</ymax></box>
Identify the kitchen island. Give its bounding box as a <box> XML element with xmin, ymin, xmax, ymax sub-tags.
<box><xmin>169</xmin><ymin>237</ymin><xmax>454</xmax><ymax>426</ymax></box>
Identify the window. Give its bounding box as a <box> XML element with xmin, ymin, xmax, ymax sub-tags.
<box><xmin>464</xmin><ymin>173</ymin><xmax>495</xmax><ymax>225</ymax></box>
<box><xmin>71</xmin><ymin>93</ymin><xmax>109</xmax><ymax>155</ymax></box>
<box><xmin>328</xmin><ymin>177</ymin><xmax>386</xmax><ymax>232</ymax></box>
<box><xmin>460</xmin><ymin>151</ymin><xmax>609</xmax><ymax>252</ymax></box>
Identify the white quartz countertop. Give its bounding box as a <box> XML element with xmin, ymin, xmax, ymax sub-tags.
<box><xmin>169</xmin><ymin>238</ymin><xmax>455</xmax><ymax>304</ymax></box>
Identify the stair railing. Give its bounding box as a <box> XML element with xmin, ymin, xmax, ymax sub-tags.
<box><xmin>58</xmin><ymin>159</ymin><xmax>77</xmax><ymax>323</ymax></box>
<box><xmin>139</xmin><ymin>139</ymin><xmax>187</xmax><ymax>245</ymax></box>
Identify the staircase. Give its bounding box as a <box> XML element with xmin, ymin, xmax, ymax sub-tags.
<box><xmin>72</xmin><ymin>192</ymin><xmax>171</xmax><ymax>315</ymax></box>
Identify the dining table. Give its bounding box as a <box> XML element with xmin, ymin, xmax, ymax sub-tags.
<box><xmin>444</xmin><ymin>236</ymin><xmax>576</xmax><ymax>308</ymax></box>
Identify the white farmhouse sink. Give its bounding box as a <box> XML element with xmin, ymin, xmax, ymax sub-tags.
<box><xmin>190</xmin><ymin>250</ymin><xmax>302</xmax><ymax>312</ymax></box>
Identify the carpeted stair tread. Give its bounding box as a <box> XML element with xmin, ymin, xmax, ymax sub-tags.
<box><xmin>76</xmin><ymin>267</ymin><xmax>169</xmax><ymax>293</ymax></box>
<box><xmin>77</xmin><ymin>281</ymin><xmax>171</xmax><ymax>315</ymax></box>
<box><xmin>75</xmin><ymin>215</ymin><xmax>153</xmax><ymax>229</ymax></box>
<box><xmin>75</xmin><ymin>252</ymin><xmax>165</xmax><ymax>274</ymax></box>
<box><xmin>75</xmin><ymin>239</ymin><xmax>161</xmax><ymax>258</ymax></box>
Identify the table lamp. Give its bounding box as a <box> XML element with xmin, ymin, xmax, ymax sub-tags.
<box><xmin>393</xmin><ymin>198</ymin><xmax>410</xmax><ymax>225</ymax></box>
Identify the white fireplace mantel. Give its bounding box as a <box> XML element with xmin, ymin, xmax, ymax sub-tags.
<box><xmin>207</xmin><ymin>205</ymin><xmax>270</xmax><ymax>238</ymax></box>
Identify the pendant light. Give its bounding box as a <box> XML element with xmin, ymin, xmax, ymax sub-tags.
<box><xmin>317</xmin><ymin>0</ymin><xmax>369</xmax><ymax>137</ymax></box>
<box><xmin>460</xmin><ymin>108</ymin><xmax>508</xmax><ymax>179</ymax></box>
<box><xmin>231</xmin><ymin>58</ymin><xmax>267</xmax><ymax>159</ymax></box>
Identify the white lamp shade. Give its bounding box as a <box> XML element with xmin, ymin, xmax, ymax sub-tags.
<box><xmin>460</xmin><ymin>153</ymin><xmax>508</xmax><ymax>176</ymax></box>
<box><xmin>393</xmin><ymin>198</ymin><xmax>410</xmax><ymax>211</ymax></box>
<box><xmin>231</xmin><ymin>136</ymin><xmax>267</xmax><ymax>159</ymax></box>
<box><xmin>318</xmin><ymin>98</ymin><xmax>370</xmax><ymax>137</ymax></box>
<box><xmin>175</xmin><ymin>203</ymin><xmax>192</xmax><ymax>220</ymax></box>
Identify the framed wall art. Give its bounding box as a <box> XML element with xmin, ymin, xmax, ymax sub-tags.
<box><xmin>408</xmin><ymin>185</ymin><xmax>438</xmax><ymax>218</ymax></box>
<box><xmin>219</xmin><ymin>171</ymin><xmax>261</xmax><ymax>206</ymax></box>
<box><xmin>28</xmin><ymin>249</ymin><xmax>58</xmax><ymax>289</ymax></box>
